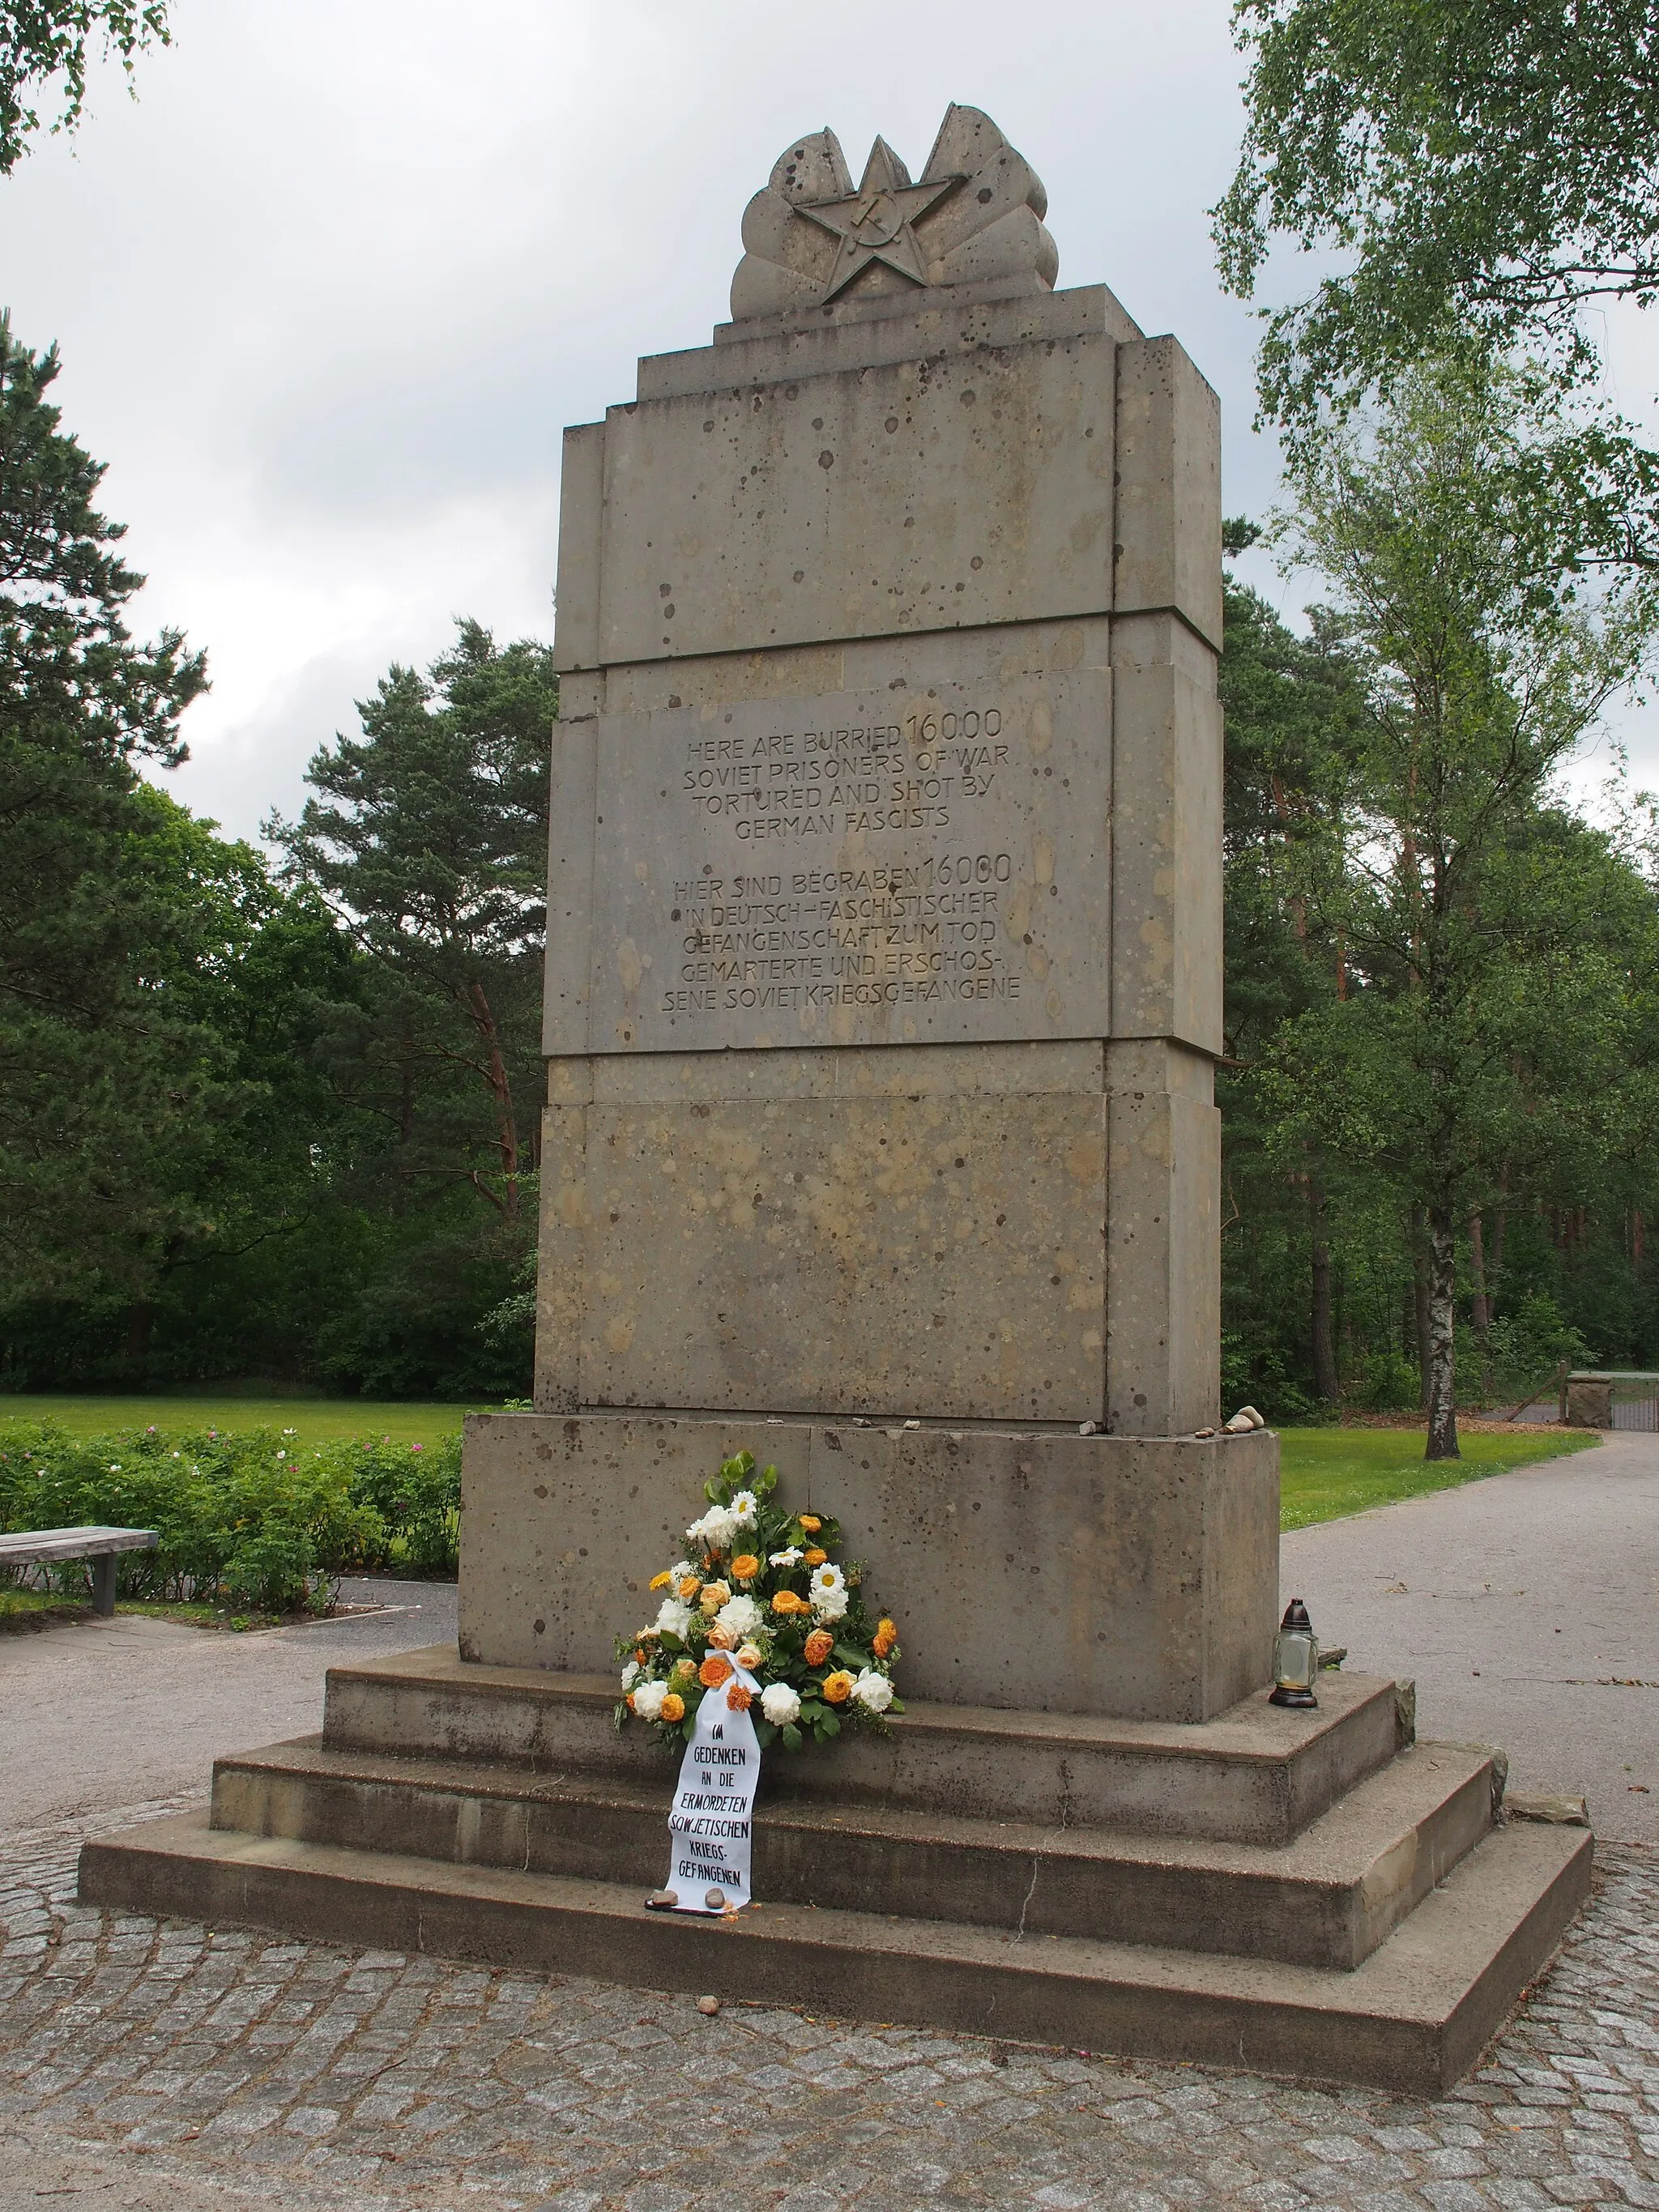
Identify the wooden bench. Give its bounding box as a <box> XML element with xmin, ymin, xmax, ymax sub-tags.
<box><xmin>0</xmin><ymin>1526</ymin><xmax>160</xmax><ymax>1617</ymax></box>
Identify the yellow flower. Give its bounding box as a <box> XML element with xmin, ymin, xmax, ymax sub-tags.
<box><xmin>650</xmin><ymin>1571</ymin><xmax>673</xmax><ymax>1591</ymax></box>
<box><xmin>731</xmin><ymin>1554</ymin><xmax>761</xmax><ymax>1582</ymax></box>
<box><xmin>799</xmin><ymin>1515</ymin><xmax>822</xmax><ymax>1533</ymax></box>
<box><xmin>873</xmin><ymin>1618</ymin><xmax>898</xmax><ymax>1659</ymax></box>
<box><xmin>803</xmin><ymin>1547</ymin><xmax>828</xmax><ymax>1568</ymax></box>
<box><xmin>770</xmin><ymin>1589</ymin><xmax>809</xmax><ymax>1617</ymax></box>
<box><xmin>660</xmin><ymin>1693</ymin><xmax>685</xmax><ymax>1723</ymax></box>
<box><xmin>678</xmin><ymin>1575</ymin><xmax>701</xmax><ymax>1601</ymax></box>
<box><xmin>821</xmin><ymin>1670</ymin><xmax>854</xmax><ymax>1705</ymax></box>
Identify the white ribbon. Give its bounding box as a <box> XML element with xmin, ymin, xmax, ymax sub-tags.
<box><xmin>663</xmin><ymin>1650</ymin><xmax>762</xmax><ymax>1913</ymax></box>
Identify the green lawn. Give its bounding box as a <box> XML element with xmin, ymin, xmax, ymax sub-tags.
<box><xmin>0</xmin><ymin>1395</ymin><xmax>483</xmax><ymax>1446</ymax></box>
<box><xmin>1277</xmin><ymin>1426</ymin><xmax>1599</xmax><ymax>1530</ymax></box>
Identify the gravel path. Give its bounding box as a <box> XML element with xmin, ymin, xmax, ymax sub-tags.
<box><xmin>1282</xmin><ymin>1432</ymin><xmax>1659</xmax><ymax>1844</ymax></box>
<box><xmin>0</xmin><ymin>1579</ymin><xmax>457</xmax><ymax>1835</ymax></box>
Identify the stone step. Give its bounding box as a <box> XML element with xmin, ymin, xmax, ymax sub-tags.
<box><xmin>321</xmin><ymin>1647</ymin><xmax>1406</xmax><ymax>1846</ymax></box>
<box><xmin>209</xmin><ymin>1733</ymin><xmax>1495</xmax><ymax>1971</ymax></box>
<box><xmin>78</xmin><ymin>1809</ymin><xmax>1591</xmax><ymax>2096</ymax></box>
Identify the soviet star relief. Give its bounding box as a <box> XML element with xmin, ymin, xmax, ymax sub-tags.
<box><xmin>795</xmin><ymin>137</ymin><xmax>962</xmax><ymax>300</ymax></box>
<box><xmin>727</xmin><ymin>103</ymin><xmax>1060</xmax><ymax>329</ymax></box>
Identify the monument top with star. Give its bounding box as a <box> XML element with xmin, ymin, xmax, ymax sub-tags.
<box><xmin>727</xmin><ymin>104</ymin><xmax>1060</xmax><ymax>335</ymax></box>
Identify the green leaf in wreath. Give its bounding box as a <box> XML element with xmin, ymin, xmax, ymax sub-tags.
<box><xmin>781</xmin><ymin>1724</ymin><xmax>803</xmax><ymax>1751</ymax></box>
<box><xmin>753</xmin><ymin>1717</ymin><xmax>778</xmax><ymax>1747</ymax></box>
<box><xmin>818</xmin><ymin>1711</ymin><xmax>841</xmax><ymax>1737</ymax></box>
<box><xmin>832</xmin><ymin>1642</ymin><xmax>866</xmax><ymax>1669</ymax></box>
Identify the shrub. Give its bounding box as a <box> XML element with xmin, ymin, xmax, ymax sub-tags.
<box><xmin>0</xmin><ymin>1421</ymin><xmax>463</xmax><ymax>1611</ymax></box>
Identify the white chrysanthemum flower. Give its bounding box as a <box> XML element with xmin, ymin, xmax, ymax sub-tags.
<box><xmin>761</xmin><ymin>1683</ymin><xmax>800</xmax><ymax>1726</ymax></box>
<box><xmin>632</xmin><ymin>1679</ymin><xmax>667</xmax><ymax>1720</ymax></box>
<box><xmin>851</xmin><ymin>1669</ymin><xmax>893</xmax><ymax>1713</ymax></box>
<box><xmin>809</xmin><ymin>1563</ymin><xmax>848</xmax><ymax>1622</ymax></box>
<box><xmin>769</xmin><ymin>1545</ymin><xmax>802</xmax><ymax>1566</ymax></box>
<box><xmin>715</xmin><ymin>1595</ymin><xmax>763</xmax><ymax>1640</ymax></box>
<box><xmin>730</xmin><ymin>1490</ymin><xmax>759</xmax><ymax>1525</ymax></box>
<box><xmin>621</xmin><ymin>1659</ymin><xmax>642</xmax><ymax>1690</ymax></box>
<box><xmin>812</xmin><ymin>1587</ymin><xmax>848</xmax><ymax>1622</ymax></box>
<box><xmin>688</xmin><ymin>1505</ymin><xmax>739</xmax><ymax>1550</ymax></box>
<box><xmin>654</xmin><ymin>1597</ymin><xmax>693</xmax><ymax>1639</ymax></box>
<box><xmin>669</xmin><ymin>1559</ymin><xmax>695</xmax><ymax>1583</ymax></box>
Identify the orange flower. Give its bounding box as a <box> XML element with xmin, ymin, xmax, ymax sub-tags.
<box><xmin>803</xmin><ymin>1547</ymin><xmax>828</xmax><ymax>1568</ymax></box>
<box><xmin>798</xmin><ymin>1515</ymin><xmax>822</xmax><ymax>1533</ymax></box>
<box><xmin>770</xmin><ymin>1589</ymin><xmax>808</xmax><ymax>1616</ymax></box>
<box><xmin>650</xmin><ymin>1571</ymin><xmax>673</xmax><ymax>1591</ymax></box>
<box><xmin>821</xmin><ymin>1670</ymin><xmax>854</xmax><ymax>1705</ymax></box>
<box><xmin>625</xmin><ymin>1690</ymin><xmax>637</xmax><ymax>1711</ymax></box>
<box><xmin>873</xmin><ymin>1618</ymin><xmax>898</xmax><ymax>1658</ymax></box>
<box><xmin>698</xmin><ymin>1653</ymin><xmax>734</xmax><ymax>1689</ymax></box>
<box><xmin>803</xmin><ymin>1628</ymin><xmax>834</xmax><ymax>1667</ymax></box>
<box><xmin>726</xmin><ymin>1681</ymin><xmax>753</xmax><ymax>1711</ymax></box>
<box><xmin>731</xmin><ymin>1554</ymin><xmax>761</xmax><ymax>1581</ymax></box>
<box><xmin>660</xmin><ymin>1692</ymin><xmax>685</xmax><ymax>1723</ymax></box>
<box><xmin>677</xmin><ymin>1575</ymin><xmax>701</xmax><ymax>1600</ymax></box>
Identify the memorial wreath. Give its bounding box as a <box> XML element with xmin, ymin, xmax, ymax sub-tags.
<box><xmin>616</xmin><ymin>1450</ymin><xmax>902</xmax><ymax>1751</ymax></box>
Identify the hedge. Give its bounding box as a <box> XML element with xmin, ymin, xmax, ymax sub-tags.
<box><xmin>0</xmin><ymin>1421</ymin><xmax>462</xmax><ymax>1613</ymax></box>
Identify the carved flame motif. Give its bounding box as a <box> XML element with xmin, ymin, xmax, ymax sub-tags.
<box><xmin>730</xmin><ymin>104</ymin><xmax>1058</xmax><ymax>328</ymax></box>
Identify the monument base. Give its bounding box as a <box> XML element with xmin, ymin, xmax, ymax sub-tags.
<box><xmin>81</xmin><ymin>1646</ymin><xmax>1590</xmax><ymax>2094</ymax></box>
<box><xmin>458</xmin><ymin>1413</ymin><xmax>1280</xmax><ymax>1724</ymax></box>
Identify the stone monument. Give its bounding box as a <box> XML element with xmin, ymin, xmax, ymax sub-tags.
<box><xmin>84</xmin><ymin>109</ymin><xmax>1590</xmax><ymax>2091</ymax></box>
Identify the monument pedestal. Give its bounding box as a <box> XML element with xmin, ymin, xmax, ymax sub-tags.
<box><xmin>458</xmin><ymin>1413</ymin><xmax>1278</xmax><ymax>1723</ymax></box>
<box><xmin>83</xmin><ymin>1639</ymin><xmax>1589</xmax><ymax>2094</ymax></box>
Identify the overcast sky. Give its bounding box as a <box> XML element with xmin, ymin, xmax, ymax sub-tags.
<box><xmin>4</xmin><ymin>0</ymin><xmax>1657</xmax><ymax>843</ymax></box>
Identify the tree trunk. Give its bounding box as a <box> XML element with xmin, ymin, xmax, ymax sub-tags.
<box><xmin>1635</xmin><ymin>1209</ymin><xmax>1645</xmax><ymax>1267</ymax></box>
<box><xmin>1424</xmin><ymin>1206</ymin><xmax>1460</xmax><ymax>1460</ymax></box>
<box><xmin>463</xmin><ymin>979</ymin><xmax>520</xmax><ymax>1218</ymax></box>
<box><xmin>1309</xmin><ymin>1177</ymin><xmax>1339</xmax><ymax>1404</ymax></box>
<box><xmin>1468</xmin><ymin>1211</ymin><xmax>1492</xmax><ymax>1406</ymax></box>
<box><xmin>1412</xmin><ymin>1207</ymin><xmax>1432</xmax><ymax>1409</ymax></box>
<box><xmin>126</xmin><ymin>1300</ymin><xmax>154</xmax><ymax>1362</ymax></box>
<box><xmin>1488</xmin><ymin>1196</ymin><xmax>1508</xmax><ymax>1298</ymax></box>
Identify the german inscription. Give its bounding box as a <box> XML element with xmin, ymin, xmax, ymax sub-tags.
<box><xmin>548</xmin><ymin>672</ymin><xmax>1111</xmax><ymax>1054</ymax></box>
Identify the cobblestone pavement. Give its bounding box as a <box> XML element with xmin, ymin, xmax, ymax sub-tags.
<box><xmin>2</xmin><ymin>1801</ymin><xmax>1655</xmax><ymax>2212</ymax></box>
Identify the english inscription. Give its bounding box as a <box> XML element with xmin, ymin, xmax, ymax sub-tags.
<box><xmin>552</xmin><ymin>672</ymin><xmax>1111</xmax><ymax>1054</ymax></box>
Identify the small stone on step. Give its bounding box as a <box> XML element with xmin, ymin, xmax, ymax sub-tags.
<box><xmin>697</xmin><ymin>1993</ymin><xmax>721</xmax><ymax>2014</ymax></box>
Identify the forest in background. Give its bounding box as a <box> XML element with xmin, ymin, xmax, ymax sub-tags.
<box><xmin>3</xmin><ymin>328</ymin><xmax>1657</xmax><ymax>1417</ymax></box>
